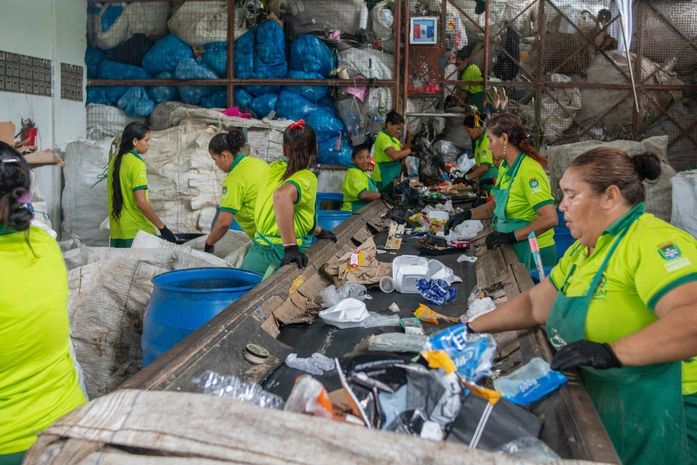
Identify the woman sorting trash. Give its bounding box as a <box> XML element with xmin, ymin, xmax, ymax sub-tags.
<box><xmin>107</xmin><ymin>122</ymin><xmax>176</xmax><ymax>247</ymax></box>
<box><xmin>0</xmin><ymin>142</ymin><xmax>87</xmax><ymax>465</ymax></box>
<box><xmin>372</xmin><ymin>111</ymin><xmax>411</xmax><ymax>194</ymax></box>
<box><xmin>468</xmin><ymin>147</ymin><xmax>697</xmax><ymax>465</ymax></box>
<box><xmin>341</xmin><ymin>143</ymin><xmax>381</xmax><ymax>213</ymax></box>
<box><xmin>203</xmin><ymin>128</ymin><xmax>268</xmax><ymax>253</ymax></box>
<box><xmin>446</xmin><ymin>113</ymin><xmax>557</xmax><ymax>268</ymax></box>
<box><xmin>462</xmin><ymin>112</ymin><xmax>497</xmax><ymax>193</ymax></box>
<box><xmin>242</xmin><ymin>120</ymin><xmax>336</xmax><ymax>276</ymax></box>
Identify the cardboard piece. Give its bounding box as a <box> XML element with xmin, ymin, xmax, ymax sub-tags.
<box><xmin>0</xmin><ymin>121</ymin><xmax>15</xmax><ymax>146</ymax></box>
<box><xmin>24</xmin><ymin>149</ymin><xmax>64</xmax><ymax>168</ymax></box>
<box><xmin>384</xmin><ymin>221</ymin><xmax>405</xmax><ymax>250</ymax></box>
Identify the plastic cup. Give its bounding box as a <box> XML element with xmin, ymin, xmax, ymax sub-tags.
<box><xmin>379</xmin><ymin>276</ymin><xmax>395</xmax><ymax>293</ymax></box>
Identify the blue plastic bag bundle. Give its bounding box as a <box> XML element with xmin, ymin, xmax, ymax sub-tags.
<box><xmin>105</xmin><ymin>86</ymin><xmax>129</xmax><ymax>104</ymax></box>
<box><xmin>234</xmin><ymin>30</ymin><xmax>255</xmax><ymax>79</ymax></box>
<box><xmin>416</xmin><ymin>278</ymin><xmax>456</xmax><ymax>306</ymax></box>
<box><xmin>289</xmin><ymin>35</ymin><xmax>336</xmax><ymax>77</ymax></box>
<box><xmin>318</xmin><ymin>140</ymin><xmax>353</xmax><ymax>166</ymax></box>
<box><xmin>426</xmin><ymin>324</ymin><xmax>497</xmax><ymax>383</ymax></box>
<box><xmin>200</xmin><ymin>42</ymin><xmax>228</xmax><ymax>77</ymax></box>
<box><xmin>100</xmin><ymin>4</ymin><xmax>123</xmax><ymax>33</ymax></box>
<box><xmin>250</xmin><ymin>93</ymin><xmax>278</xmax><ymax>118</ymax></box>
<box><xmin>234</xmin><ymin>88</ymin><xmax>254</xmax><ymax>108</ymax></box>
<box><xmin>175</xmin><ymin>59</ymin><xmax>219</xmax><ymax>105</ymax></box>
<box><xmin>235</xmin><ymin>21</ymin><xmax>286</xmax><ymax>97</ymax></box>
<box><xmin>85</xmin><ymin>47</ymin><xmax>105</xmax><ymax>79</ymax></box>
<box><xmin>98</xmin><ymin>60</ymin><xmax>150</xmax><ymax>80</ymax></box>
<box><xmin>147</xmin><ymin>72</ymin><xmax>178</xmax><ymax>103</ymax></box>
<box><xmin>142</xmin><ymin>34</ymin><xmax>194</xmax><ymax>75</ymax></box>
<box><xmin>86</xmin><ymin>86</ymin><xmax>110</xmax><ymax>105</ymax></box>
<box><xmin>117</xmin><ymin>87</ymin><xmax>155</xmax><ymax>117</ymax></box>
<box><xmin>201</xmin><ymin>88</ymin><xmax>228</xmax><ymax>109</ymax></box>
<box><xmin>285</xmin><ymin>71</ymin><xmax>328</xmax><ymax>103</ymax></box>
<box><xmin>276</xmin><ymin>91</ymin><xmax>319</xmax><ymax>121</ymax></box>
<box><xmin>317</xmin><ymin>95</ymin><xmax>337</xmax><ymax>114</ymax></box>
<box><xmin>493</xmin><ymin>357</ymin><xmax>568</xmax><ymax>406</ymax></box>
<box><xmin>306</xmin><ymin>109</ymin><xmax>346</xmax><ymax>142</ymax></box>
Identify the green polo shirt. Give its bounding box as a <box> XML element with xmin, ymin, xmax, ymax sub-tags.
<box><xmin>341</xmin><ymin>166</ymin><xmax>378</xmax><ymax>213</ymax></box>
<box><xmin>372</xmin><ymin>129</ymin><xmax>402</xmax><ymax>189</ymax></box>
<box><xmin>106</xmin><ymin>150</ymin><xmax>157</xmax><ymax>242</ymax></box>
<box><xmin>254</xmin><ymin>160</ymin><xmax>317</xmax><ymax>247</ymax></box>
<box><xmin>219</xmin><ymin>154</ymin><xmax>268</xmax><ymax>239</ymax></box>
<box><xmin>550</xmin><ymin>203</ymin><xmax>697</xmax><ymax>395</ymax></box>
<box><xmin>473</xmin><ymin>128</ymin><xmax>497</xmax><ymax>184</ymax></box>
<box><xmin>495</xmin><ymin>153</ymin><xmax>555</xmax><ymax>249</ymax></box>
<box><xmin>459</xmin><ymin>63</ymin><xmax>484</xmax><ymax>93</ymax></box>
<box><xmin>0</xmin><ymin>226</ymin><xmax>87</xmax><ymax>454</ymax></box>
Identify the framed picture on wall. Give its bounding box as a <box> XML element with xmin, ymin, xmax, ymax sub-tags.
<box><xmin>410</xmin><ymin>17</ymin><xmax>438</xmax><ymax>45</ymax></box>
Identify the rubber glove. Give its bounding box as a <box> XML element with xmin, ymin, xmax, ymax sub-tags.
<box><xmin>315</xmin><ymin>229</ymin><xmax>337</xmax><ymax>242</ymax></box>
<box><xmin>445</xmin><ymin>209</ymin><xmax>472</xmax><ymax>233</ymax></box>
<box><xmin>281</xmin><ymin>245</ymin><xmax>308</xmax><ymax>269</ymax></box>
<box><xmin>159</xmin><ymin>226</ymin><xmax>177</xmax><ymax>243</ymax></box>
<box><xmin>551</xmin><ymin>340</ymin><xmax>622</xmax><ymax>371</ymax></box>
<box><xmin>204</xmin><ymin>243</ymin><xmax>215</xmax><ymax>254</ymax></box>
<box><xmin>485</xmin><ymin>231</ymin><xmax>517</xmax><ymax>250</ymax></box>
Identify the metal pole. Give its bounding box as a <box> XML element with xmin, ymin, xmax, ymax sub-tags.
<box><xmin>394</xmin><ymin>0</ymin><xmax>402</xmax><ymax>111</ymax></box>
<box><xmin>402</xmin><ymin>0</ymin><xmax>410</xmax><ymax>115</ymax></box>
<box><xmin>226</xmin><ymin>0</ymin><xmax>235</xmax><ymax>107</ymax></box>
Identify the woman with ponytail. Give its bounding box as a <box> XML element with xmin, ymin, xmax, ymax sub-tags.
<box><xmin>0</xmin><ymin>142</ymin><xmax>86</xmax><ymax>464</ymax></box>
<box><xmin>107</xmin><ymin>122</ymin><xmax>175</xmax><ymax>247</ymax></box>
<box><xmin>203</xmin><ymin>128</ymin><xmax>268</xmax><ymax>253</ymax></box>
<box><xmin>468</xmin><ymin>147</ymin><xmax>697</xmax><ymax>465</ymax></box>
<box><xmin>446</xmin><ymin>112</ymin><xmax>558</xmax><ymax>268</ymax></box>
<box><xmin>242</xmin><ymin>120</ymin><xmax>336</xmax><ymax>276</ymax></box>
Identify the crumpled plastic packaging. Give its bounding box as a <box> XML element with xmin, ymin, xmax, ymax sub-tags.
<box><xmin>457</xmin><ymin>254</ymin><xmax>478</xmax><ymax>263</ymax></box>
<box><xmin>493</xmin><ymin>357</ymin><xmax>568</xmax><ymax>406</ymax></box>
<box><xmin>497</xmin><ymin>436</ymin><xmax>561</xmax><ymax>462</ymax></box>
<box><xmin>466</xmin><ymin>285</ymin><xmax>497</xmax><ymax>321</ymax></box>
<box><xmin>414</xmin><ymin>304</ymin><xmax>459</xmax><ymax>324</ymax></box>
<box><xmin>285</xmin><ymin>352</ymin><xmax>336</xmax><ymax>375</ymax></box>
<box><xmin>427</xmin><ymin>259</ymin><xmax>462</xmax><ymax>285</ymax></box>
<box><xmin>368</xmin><ymin>333</ymin><xmax>429</xmax><ymax>353</ymax></box>
<box><xmin>416</xmin><ymin>278</ymin><xmax>456</xmax><ymax>305</ymax></box>
<box><xmin>321</xmin><ymin>283</ymin><xmax>372</xmax><ymax>308</ymax></box>
<box><xmin>362</xmin><ymin>312</ymin><xmax>401</xmax><ymax>328</ymax></box>
<box><xmin>320</xmin><ymin>298</ymin><xmax>400</xmax><ymax>329</ymax></box>
<box><xmin>284</xmin><ymin>375</ymin><xmax>334</xmax><ymax>418</ymax></box>
<box><xmin>426</xmin><ymin>324</ymin><xmax>497</xmax><ymax>382</ymax></box>
<box><xmin>445</xmin><ymin>219</ymin><xmax>484</xmax><ymax>242</ymax></box>
<box><xmin>191</xmin><ymin>370</ymin><xmax>284</xmax><ymax>409</ymax></box>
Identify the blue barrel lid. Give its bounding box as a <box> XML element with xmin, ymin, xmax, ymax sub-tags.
<box><xmin>152</xmin><ymin>267</ymin><xmax>262</xmax><ymax>294</ymax></box>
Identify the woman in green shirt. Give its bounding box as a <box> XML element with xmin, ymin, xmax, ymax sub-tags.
<box><xmin>447</xmin><ymin>112</ymin><xmax>558</xmax><ymax>268</ymax></box>
<box><xmin>341</xmin><ymin>143</ymin><xmax>381</xmax><ymax>213</ymax></box>
<box><xmin>0</xmin><ymin>142</ymin><xmax>87</xmax><ymax>465</ymax></box>
<box><xmin>372</xmin><ymin>111</ymin><xmax>411</xmax><ymax>194</ymax></box>
<box><xmin>462</xmin><ymin>113</ymin><xmax>497</xmax><ymax>193</ymax></box>
<box><xmin>468</xmin><ymin>148</ymin><xmax>697</xmax><ymax>465</ymax></box>
<box><xmin>107</xmin><ymin>122</ymin><xmax>175</xmax><ymax>247</ymax></box>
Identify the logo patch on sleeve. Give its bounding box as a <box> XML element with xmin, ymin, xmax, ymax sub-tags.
<box><xmin>528</xmin><ymin>178</ymin><xmax>541</xmax><ymax>193</ymax></box>
<box><xmin>659</xmin><ymin>242</ymin><xmax>692</xmax><ymax>272</ymax></box>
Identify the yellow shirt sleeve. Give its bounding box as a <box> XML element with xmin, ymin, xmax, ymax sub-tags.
<box><xmin>220</xmin><ymin>174</ymin><xmax>242</xmax><ymax>213</ymax></box>
<box><xmin>520</xmin><ymin>161</ymin><xmax>554</xmax><ymax>210</ymax></box>
<box><xmin>129</xmin><ymin>159</ymin><xmax>148</xmax><ymax>191</ymax></box>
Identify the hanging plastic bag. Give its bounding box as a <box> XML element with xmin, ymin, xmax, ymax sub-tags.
<box><xmin>493</xmin><ymin>357</ymin><xmax>568</xmax><ymax>406</ymax></box>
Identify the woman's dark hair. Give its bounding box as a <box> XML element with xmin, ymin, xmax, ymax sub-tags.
<box><xmin>352</xmin><ymin>143</ymin><xmax>371</xmax><ymax>159</ymax></box>
<box><xmin>487</xmin><ymin>112</ymin><xmax>547</xmax><ymax>166</ymax></box>
<box><xmin>569</xmin><ymin>147</ymin><xmax>661</xmax><ymax>205</ymax></box>
<box><xmin>112</xmin><ymin>122</ymin><xmax>150</xmax><ymax>220</ymax></box>
<box><xmin>457</xmin><ymin>44</ymin><xmax>476</xmax><ymax>61</ymax></box>
<box><xmin>282</xmin><ymin>122</ymin><xmax>317</xmax><ymax>180</ymax></box>
<box><xmin>0</xmin><ymin>141</ymin><xmax>33</xmax><ymax>232</ymax></box>
<box><xmin>209</xmin><ymin>128</ymin><xmax>246</xmax><ymax>156</ymax></box>
<box><xmin>385</xmin><ymin>111</ymin><xmax>405</xmax><ymax>126</ymax></box>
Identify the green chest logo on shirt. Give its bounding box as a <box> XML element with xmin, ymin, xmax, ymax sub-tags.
<box><xmin>658</xmin><ymin>242</ymin><xmax>681</xmax><ymax>261</ymax></box>
<box><xmin>592</xmin><ymin>274</ymin><xmax>608</xmax><ymax>299</ymax></box>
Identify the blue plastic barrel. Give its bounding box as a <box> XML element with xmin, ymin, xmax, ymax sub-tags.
<box><xmin>142</xmin><ymin>267</ymin><xmax>261</xmax><ymax>365</ymax></box>
<box><xmin>312</xmin><ymin>210</ymin><xmax>352</xmax><ymax>243</ymax></box>
<box><xmin>230</xmin><ymin>219</ymin><xmax>243</xmax><ymax>231</ymax></box>
<box><xmin>316</xmin><ymin>192</ymin><xmax>344</xmax><ymax>210</ymax></box>
<box><xmin>554</xmin><ymin>209</ymin><xmax>575</xmax><ymax>258</ymax></box>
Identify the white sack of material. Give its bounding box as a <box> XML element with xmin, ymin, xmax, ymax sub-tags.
<box><xmin>86</xmin><ymin>104</ymin><xmax>145</xmax><ymax>140</ymax></box>
<box><xmin>90</xmin><ymin>2</ymin><xmax>170</xmax><ymax>49</ymax></box>
<box><xmin>671</xmin><ymin>170</ymin><xmax>697</xmax><ymax>238</ymax></box>
<box><xmin>520</xmin><ymin>74</ymin><xmax>581</xmax><ymax>144</ymax></box>
<box><xmin>167</xmin><ymin>1</ymin><xmax>246</xmax><ymax>47</ymax></box>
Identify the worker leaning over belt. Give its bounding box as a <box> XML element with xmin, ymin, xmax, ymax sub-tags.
<box><xmin>446</xmin><ymin>112</ymin><xmax>558</xmax><ymax>268</ymax></box>
<box><xmin>107</xmin><ymin>122</ymin><xmax>176</xmax><ymax>247</ymax></box>
<box><xmin>0</xmin><ymin>142</ymin><xmax>87</xmax><ymax>465</ymax></box>
<box><xmin>461</xmin><ymin>112</ymin><xmax>497</xmax><ymax>193</ymax></box>
<box><xmin>467</xmin><ymin>147</ymin><xmax>697</xmax><ymax>465</ymax></box>
<box><xmin>372</xmin><ymin>111</ymin><xmax>411</xmax><ymax>194</ymax></box>
<box><xmin>203</xmin><ymin>128</ymin><xmax>268</xmax><ymax>253</ymax></box>
<box><xmin>242</xmin><ymin>120</ymin><xmax>336</xmax><ymax>276</ymax></box>
<box><xmin>341</xmin><ymin>143</ymin><xmax>381</xmax><ymax>213</ymax></box>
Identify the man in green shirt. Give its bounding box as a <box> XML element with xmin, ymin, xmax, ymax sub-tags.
<box><xmin>342</xmin><ymin>144</ymin><xmax>381</xmax><ymax>213</ymax></box>
<box><xmin>455</xmin><ymin>46</ymin><xmax>487</xmax><ymax>114</ymax></box>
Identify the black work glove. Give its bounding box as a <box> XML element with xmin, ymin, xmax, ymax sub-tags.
<box><xmin>316</xmin><ymin>229</ymin><xmax>337</xmax><ymax>242</ymax></box>
<box><xmin>381</xmin><ymin>192</ymin><xmax>395</xmax><ymax>205</ymax></box>
<box><xmin>280</xmin><ymin>245</ymin><xmax>308</xmax><ymax>269</ymax></box>
<box><xmin>485</xmin><ymin>231</ymin><xmax>517</xmax><ymax>250</ymax></box>
<box><xmin>445</xmin><ymin>209</ymin><xmax>472</xmax><ymax>233</ymax></box>
<box><xmin>204</xmin><ymin>243</ymin><xmax>215</xmax><ymax>254</ymax></box>
<box><xmin>159</xmin><ymin>225</ymin><xmax>177</xmax><ymax>243</ymax></box>
<box><xmin>551</xmin><ymin>340</ymin><xmax>623</xmax><ymax>371</ymax></box>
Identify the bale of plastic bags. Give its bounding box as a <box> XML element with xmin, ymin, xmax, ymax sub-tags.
<box><xmin>142</xmin><ymin>34</ymin><xmax>194</xmax><ymax>75</ymax></box>
<box><xmin>289</xmin><ymin>35</ymin><xmax>336</xmax><ymax>77</ymax></box>
<box><xmin>175</xmin><ymin>59</ymin><xmax>219</xmax><ymax>105</ymax></box>
<box><xmin>117</xmin><ymin>87</ymin><xmax>155</xmax><ymax>117</ymax></box>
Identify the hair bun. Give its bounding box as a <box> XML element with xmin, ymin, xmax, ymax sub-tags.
<box><xmin>633</xmin><ymin>153</ymin><xmax>661</xmax><ymax>181</ymax></box>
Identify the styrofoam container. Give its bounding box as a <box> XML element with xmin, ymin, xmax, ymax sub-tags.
<box><xmin>393</xmin><ymin>255</ymin><xmax>429</xmax><ymax>293</ymax></box>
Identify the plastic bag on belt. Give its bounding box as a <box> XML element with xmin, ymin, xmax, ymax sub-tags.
<box><xmin>425</xmin><ymin>324</ymin><xmax>496</xmax><ymax>382</ymax></box>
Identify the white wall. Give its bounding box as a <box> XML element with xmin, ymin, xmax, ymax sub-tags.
<box><xmin>0</xmin><ymin>0</ymin><xmax>86</xmax><ymax>232</ymax></box>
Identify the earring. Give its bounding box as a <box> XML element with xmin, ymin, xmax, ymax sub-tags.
<box><xmin>503</xmin><ymin>141</ymin><xmax>507</xmax><ymax>157</ymax></box>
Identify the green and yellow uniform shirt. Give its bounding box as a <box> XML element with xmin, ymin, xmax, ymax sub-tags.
<box><xmin>219</xmin><ymin>155</ymin><xmax>268</xmax><ymax>238</ymax></box>
<box><xmin>460</xmin><ymin>63</ymin><xmax>485</xmax><ymax>112</ymax></box>
<box><xmin>372</xmin><ymin>129</ymin><xmax>402</xmax><ymax>189</ymax></box>
<box><xmin>0</xmin><ymin>226</ymin><xmax>87</xmax><ymax>454</ymax></box>
<box><xmin>495</xmin><ymin>154</ymin><xmax>555</xmax><ymax>249</ymax></box>
<box><xmin>254</xmin><ymin>160</ymin><xmax>317</xmax><ymax>247</ymax></box>
<box><xmin>473</xmin><ymin>128</ymin><xmax>497</xmax><ymax>186</ymax></box>
<box><xmin>550</xmin><ymin>203</ymin><xmax>697</xmax><ymax>395</ymax></box>
<box><xmin>106</xmin><ymin>150</ymin><xmax>157</xmax><ymax>243</ymax></box>
<box><xmin>341</xmin><ymin>166</ymin><xmax>378</xmax><ymax>213</ymax></box>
